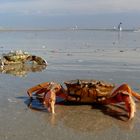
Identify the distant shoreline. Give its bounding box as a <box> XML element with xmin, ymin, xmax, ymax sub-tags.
<box><xmin>0</xmin><ymin>28</ymin><xmax>139</xmax><ymax>32</ymax></box>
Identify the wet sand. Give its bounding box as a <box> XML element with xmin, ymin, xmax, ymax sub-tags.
<box><xmin>0</xmin><ymin>30</ymin><xmax>140</xmax><ymax>140</ymax></box>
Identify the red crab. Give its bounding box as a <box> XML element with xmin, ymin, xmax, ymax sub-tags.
<box><xmin>27</xmin><ymin>79</ymin><xmax>140</xmax><ymax>120</ymax></box>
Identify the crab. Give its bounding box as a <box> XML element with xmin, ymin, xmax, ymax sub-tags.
<box><xmin>0</xmin><ymin>50</ymin><xmax>47</xmax><ymax>66</ymax></box>
<box><xmin>27</xmin><ymin>79</ymin><xmax>140</xmax><ymax>120</ymax></box>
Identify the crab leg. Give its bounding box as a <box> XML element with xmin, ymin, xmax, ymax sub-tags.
<box><xmin>105</xmin><ymin>91</ymin><xmax>135</xmax><ymax>119</ymax></box>
<box><xmin>27</xmin><ymin>82</ymin><xmax>50</xmax><ymax>98</ymax></box>
<box><xmin>111</xmin><ymin>84</ymin><xmax>140</xmax><ymax>100</ymax></box>
<box><xmin>27</xmin><ymin>82</ymin><xmax>67</xmax><ymax>113</ymax></box>
<box><xmin>103</xmin><ymin>84</ymin><xmax>138</xmax><ymax>119</ymax></box>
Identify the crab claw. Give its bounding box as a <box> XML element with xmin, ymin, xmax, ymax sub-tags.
<box><xmin>27</xmin><ymin>81</ymin><xmax>66</xmax><ymax>113</ymax></box>
<box><xmin>123</xmin><ymin>92</ymin><xmax>136</xmax><ymax>120</ymax></box>
<box><xmin>43</xmin><ymin>82</ymin><xmax>63</xmax><ymax>113</ymax></box>
<box><xmin>105</xmin><ymin>91</ymin><xmax>136</xmax><ymax>120</ymax></box>
<box><xmin>26</xmin><ymin>55</ymin><xmax>47</xmax><ymax>65</ymax></box>
<box><xmin>44</xmin><ymin>90</ymin><xmax>56</xmax><ymax>114</ymax></box>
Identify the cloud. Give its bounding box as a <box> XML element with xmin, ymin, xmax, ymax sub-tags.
<box><xmin>0</xmin><ymin>0</ymin><xmax>140</xmax><ymax>16</ymax></box>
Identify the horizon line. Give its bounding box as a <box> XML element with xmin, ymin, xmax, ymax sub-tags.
<box><xmin>0</xmin><ymin>27</ymin><xmax>139</xmax><ymax>32</ymax></box>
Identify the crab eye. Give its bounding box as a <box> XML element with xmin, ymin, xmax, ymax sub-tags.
<box><xmin>54</xmin><ymin>86</ymin><xmax>61</xmax><ymax>91</ymax></box>
<box><xmin>54</xmin><ymin>87</ymin><xmax>58</xmax><ymax>90</ymax></box>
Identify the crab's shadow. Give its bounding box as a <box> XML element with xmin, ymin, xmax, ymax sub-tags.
<box><xmin>17</xmin><ymin>96</ymin><xmax>48</xmax><ymax>112</ymax></box>
<box><xmin>91</xmin><ymin>103</ymin><xmax>129</xmax><ymax>121</ymax></box>
<box><xmin>17</xmin><ymin>96</ymin><xmax>129</xmax><ymax>121</ymax></box>
<box><xmin>64</xmin><ymin>101</ymin><xmax>129</xmax><ymax>121</ymax></box>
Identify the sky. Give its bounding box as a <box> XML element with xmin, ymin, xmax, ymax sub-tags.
<box><xmin>0</xmin><ymin>0</ymin><xmax>140</xmax><ymax>28</ymax></box>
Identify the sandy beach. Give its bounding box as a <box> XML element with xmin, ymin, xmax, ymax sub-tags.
<box><xmin>0</xmin><ymin>30</ymin><xmax>140</xmax><ymax>140</ymax></box>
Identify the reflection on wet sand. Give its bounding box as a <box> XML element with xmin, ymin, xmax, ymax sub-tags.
<box><xmin>27</xmin><ymin>98</ymin><xmax>135</xmax><ymax>133</ymax></box>
<box><xmin>49</xmin><ymin>106</ymin><xmax>135</xmax><ymax>132</ymax></box>
<box><xmin>0</xmin><ymin>64</ymin><xmax>46</xmax><ymax>77</ymax></box>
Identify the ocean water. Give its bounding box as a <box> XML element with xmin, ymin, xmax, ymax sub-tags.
<box><xmin>0</xmin><ymin>30</ymin><xmax>140</xmax><ymax>140</ymax></box>
<box><xmin>0</xmin><ymin>30</ymin><xmax>140</xmax><ymax>82</ymax></box>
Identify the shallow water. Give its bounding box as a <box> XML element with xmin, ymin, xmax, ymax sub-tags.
<box><xmin>0</xmin><ymin>30</ymin><xmax>140</xmax><ymax>140</ymax></box>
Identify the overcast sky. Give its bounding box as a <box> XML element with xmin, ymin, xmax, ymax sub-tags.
<box><xmin>1</xmin><ymin>0</ymin><xmax>140</xmax><ymax>15</ymax></box>
<box><xmin>0</xmin><ymin>0</ymin><xmax>140</xmax><ymax>28</ymax></box>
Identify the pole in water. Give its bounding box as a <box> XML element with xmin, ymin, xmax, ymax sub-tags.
<box><xmin>118</xmin><ymin>22</ymin><xmax>122</xmax><ymax>31</ymax></box>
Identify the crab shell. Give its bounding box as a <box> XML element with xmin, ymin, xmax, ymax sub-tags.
<box><xmin>64</xmin><ymin>79</ymin><xmax>115</xmax><ymax>103</ymax></box>
<box><xmin>0</xmin><ymin>50</ymin><xmax>47</xmax><ymax>65</ymax></box>
<box><xmin>2</xmin><ymin>50</ymin><xmax>30</xmax><ymax>62</ymax></box>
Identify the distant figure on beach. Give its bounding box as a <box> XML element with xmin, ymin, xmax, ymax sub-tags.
<box><xmin>118</xmin><ymin>22</ymin><xmax>122</xmax><ymax>31</ymax></box>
